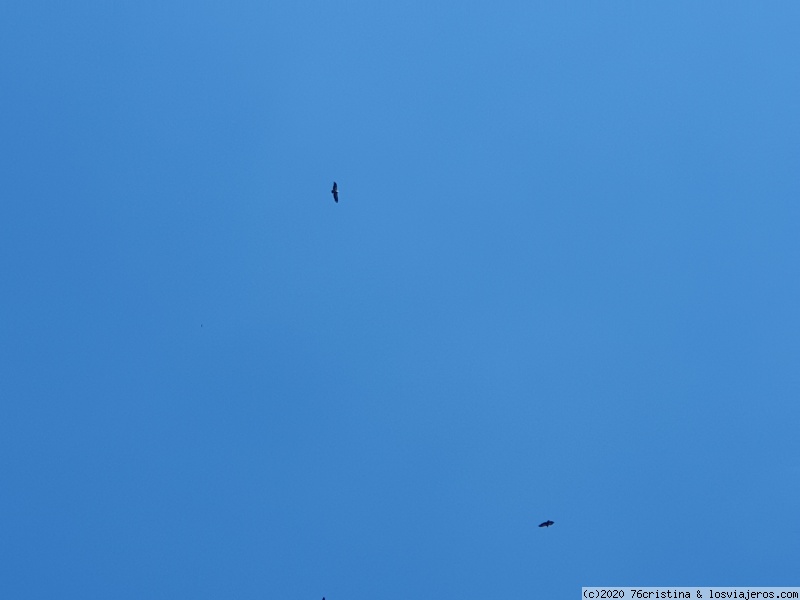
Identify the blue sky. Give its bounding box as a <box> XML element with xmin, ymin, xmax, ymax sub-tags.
<box><xmin>2</xmin><ymin>2</ymin><xmax>799</xmax><ymax>598</ymax></box>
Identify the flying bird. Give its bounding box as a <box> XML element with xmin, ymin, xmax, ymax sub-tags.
<box><xmin>331</xmin><ymin>181</ymin><xmax>338</xmax><ymax>203</ymax></box>
<box><xmin>538</xmin><ymin>520</ymin><xmax>554</xmax><ymax>528</ymax></box>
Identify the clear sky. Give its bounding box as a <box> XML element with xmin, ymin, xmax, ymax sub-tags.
<box><xmin>2</xmin><ymin>2</ymin><xmax>799</xmax><ymax>598</ymax></box>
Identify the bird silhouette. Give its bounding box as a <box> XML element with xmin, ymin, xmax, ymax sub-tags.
<box><xmin>331</xmin><ymin>182</ymin><xmax>338</xmax><ymax>203</ymax></box>
<box><xmin>539</xmin><ymin>520</ymin><xmax>554</xmax><ymax>528</ymax></box>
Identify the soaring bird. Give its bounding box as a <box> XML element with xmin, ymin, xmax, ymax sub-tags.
<box><xmin>538</xmin><ymin>520</ymin><xmax>554</xmax><ymax>528</ymax></box>
<box><xmin>331</xmin><ymin>181</ymin><xmax>338</xmax><ymax>203</ymax></box>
